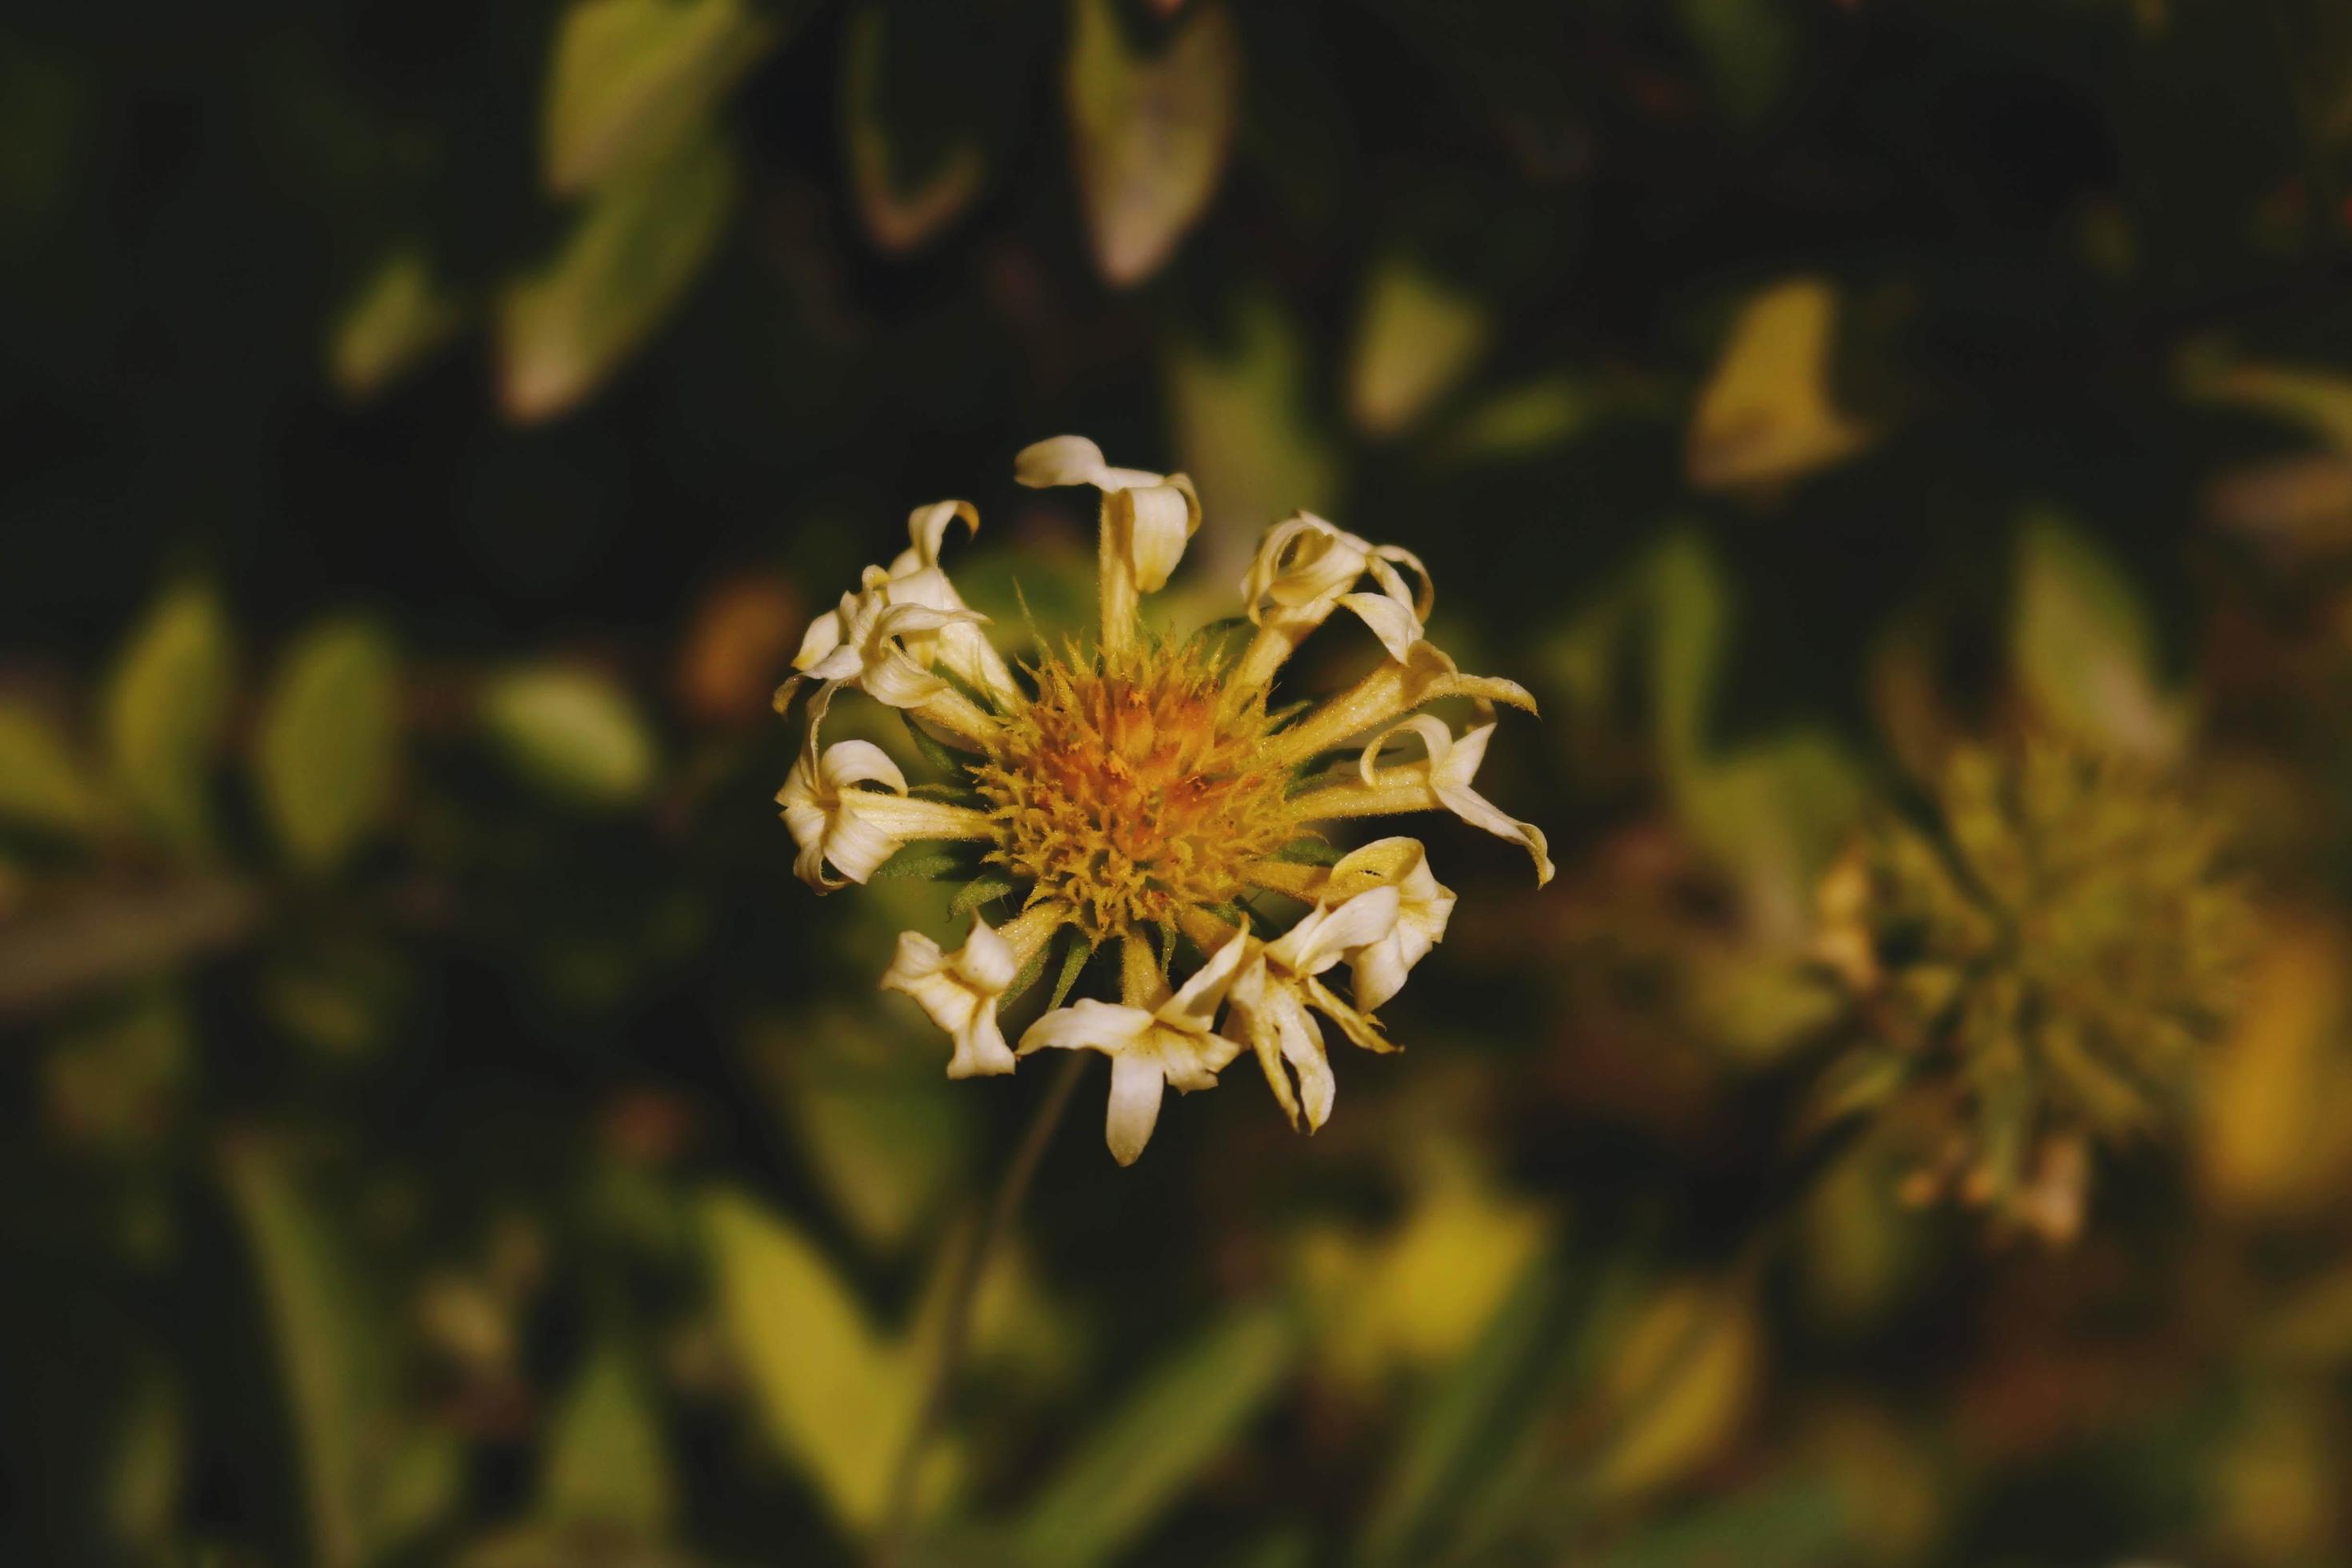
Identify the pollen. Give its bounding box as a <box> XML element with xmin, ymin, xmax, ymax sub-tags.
<box><xmin>974</xmin><ymin>639</ymin><xmax>1296</xmax><ymax>941</ymax></box>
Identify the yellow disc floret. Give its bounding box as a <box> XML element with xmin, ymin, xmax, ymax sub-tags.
<box><xmin>974</xmin><ymin>638</ymin><xmax>1297</xmax><ymax>941</ymax></box>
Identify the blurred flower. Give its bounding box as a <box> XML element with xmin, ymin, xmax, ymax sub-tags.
<box><xmin>777</xmin><ymin>437</ymin><xmax>1546</xmax><ymax>1162</ymax></box>
<box><xmin>1814</xmin><ymin>736</ymin><xmax>2255</xmax><ymax>1242</ymax></box>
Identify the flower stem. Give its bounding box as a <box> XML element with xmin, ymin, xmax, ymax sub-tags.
<box><xmin>873</xmin><ymin>1049</ymin><xmax>1088</xmax><ymax>1567</ymax></box>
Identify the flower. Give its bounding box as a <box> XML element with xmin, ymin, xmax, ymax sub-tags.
<box><xmin>1814</xmin><ymin>735</ymin><xmax>2255</xmax><ymax>1242</ymax></box>
<box><xmin>781</xmin><ymin>437</ymin><xmax>1547</xmax><ymax>1161</ymax></box>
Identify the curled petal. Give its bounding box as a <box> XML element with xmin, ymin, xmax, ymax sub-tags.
<box><xmin>1107</xmin><ymin>480</ymin><xmax>1202</xmax><ymax>594</ymax></box>
<box><xmin>1348</xmin><ymin>716</ymin><xmax>1552</xmax><ymax>885</ymax></box>
<box><xmin>1020</xmin><ymin>998</ymin><xmax>1156</xmax><ymax>1057</ymax></box>
<box><xmin>1328</xmin><ymin>838</ymin><xmax>1456</xmax><ymax>1011</ymax></box>
<box><xmin>1014</xmin><ymin>434</ymin><xmax>1166</xmax><ymax>493</ymax></box>
<box><xmin>882</xmin><ymin>916</ymin><xmax>1020</xmax><ymax>1078</ymax></box>
<box><xmin>1104</xmin><ymin>1051</ymin><xmax>1166</xmax><ymax>1166</ymax></box>
<box><xmin>1266</xmin><ymin>884</ymin><xmax>1402</xmax><ymax>978</ymax></box>
<box><xmin>893</xmin><ymin>499</ymin><xmax>979</xmax><ymax>574</ymax></box>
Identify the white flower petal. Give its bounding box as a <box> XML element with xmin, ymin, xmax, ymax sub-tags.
<box><xmin>1335</xmin><ymin>588</ymin><xmax>1423</xmax><ymax>665</ymax></box>
<box><xmin>1104</xmin><ymin>1050</ymin><xmax>1166</xmax><ymax>1166</ymax></box>
<box><xmin>882</xmin><ymin>919</ymin><xmax>1018</xmax><ymax>1078</ymax></box>
<box><xmin>1014</xmin><ymin>434</ymin><xmax>1111</xmax><ymax>489</ymax></box>
<box><xmin>1108</xmin><ymin>481</ymin><xmax>1200</xmax><ymax>594</ymax></box>
<box><xmin>1019</xmin><ymin>998</ymin><xmax>1156</xmax><ymax>1056</ymax></box>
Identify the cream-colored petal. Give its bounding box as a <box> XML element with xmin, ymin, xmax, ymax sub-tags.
<box><xmin>1267</xmin><ymin>884</ymin><xmax>1402</xmax><ymax>977</ymax></box>
<box><xmin>903</xmin><ymin>499</ymin><xmax>978</xmax><ymax>570</ymax></box>
<box><xmin>1107</xmin><ymin>480</ymin><xmax>1200</xmax><ymax>593</ymax></box>
<box><xmin>1277</xmin><ymin>1002</ymin><xmax>1337</xmax><ymax>1130</ymax></box>
<box><xmin>951</xmin><ymin>913</ymin><xmax>1018</xmax><ymax>991</ymax></box>
<box><xmin>1014</xmin><ymin>434</ymin><xmax>1112</xmax><ymax>489</ymax></box>
<box><xmin>1160</xmin><ymin>930</ymin><xmax>1250</xmax><ymax>1032</ymax></box>
<box><xmin>1104</xmin><ymin>1049</ymin><xmax>1166</xmax><ymax>1166</ymax></box>
<box><xmin>882</xmin><ymin>922</ymin><xmax>1018</xmax><ymax>1078</ymax></box>
<box><xmin>1334</xmin><ymin>587</ymin><xmax>1423</xmax><ymax>665</ymax></box>
<box><xmin>817</xmin><ymin>738</ymin><xmax>906</xmax><ymax>794</ymax></box>
<box><xmin>1263</xmin><ymin>642</ymin><xmax>1535</xmax><ymax>767</ymax></box>
<box><xmin>1018</xmin><ymin>998</ymin><xmax>1157</xmax><ymax>1057</ymax></box>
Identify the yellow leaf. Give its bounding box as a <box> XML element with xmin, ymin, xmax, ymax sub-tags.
<box><xmin>1686</xmin><ymin>276</ymin><xmax>1870</xmax><ymax>494</ymax></box>
<box><xmin>700</xmin><ymin>1190</ymin><xmax>921</xmax><ymax>1537</ymax></box>
<box><xmin>0</xmin><ymin>701</ymin><xmax>102</xmax><ymax>837</ymax></box>
<box><xmin>1347</xmin><ymin>257</ymin><xmax>1491</xmax><ymax>437</ymax></box>
<box><xmin>542</xmin><ymin>0</ymin><xmax>782</xmax><ymax>196</ymax></box>
<box><xmin>1066</xmin><ymin>0</ymin><xmax>1239</xmax><ymax>287</ymax></box>
<box><xmin>104</xmin><ymin>582</ymin><xmax>234</xmax><ymax>854</ymax></box>
<box><xmin>327</xmin><ymin>246</ymin><xmax>464</xmax><ymax>401</ymax></box>
<box><xmin>480</xmin><ymin>665</ymin><xmax>658</xmax><ymax>808</ymax></box>
<box><xmin>497</xmin><ymin>132</ymin><xmax>737</xmax><ymax>424</ymax></box>
<box><xmin>1589</xmin><ymin>1282</ymin><xmax>1761</xmax><ymax>1502</ymax></box>
<box><xmin>255</xmin><ymin>620</ymin><xmax>401</xmax><ymax>874</ymax></box>
<box><xmin>2198</xmin><ymin>917</ymin><xmax>2352</xmax><ymax>1216</ymax></box>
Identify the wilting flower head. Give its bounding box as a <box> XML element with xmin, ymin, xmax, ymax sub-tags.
<box><xmin>1814</xmin><ymin>736</ymin><xmax>2254</xmax><ymax>1242</ymax></box>
<box><xmin>777</xmin><ymin>437</ymin><xmax>1548</xmax><ymax>1163</ymax></box>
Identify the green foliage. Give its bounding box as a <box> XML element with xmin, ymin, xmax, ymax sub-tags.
<box><xmin>1010</xmin><ymin>1303</ymin><xmax>1297</xmax><ymax>1567</ymax></box>
<box><xmin>479</xmin><ymin>664</ymin><xmax>659</xmax><ymax>807</ymax></box>
<box><xmin>255</xmin><ymin>619</ymin><xmax>400</xmax><ymax>873</ymax></box>
<box><xmin>103</xmin><ymin>583</ymin><xmax>234</xmax><ymax>854</ymax></box>
<box><xmin>0</xmin><ymin>701</ymin><xmax>102</xmax><ymax>838</ymax></box>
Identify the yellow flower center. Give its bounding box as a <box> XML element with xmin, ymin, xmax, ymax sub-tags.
<box><xmin>974</xmin><ymin>642</ymin><xmax>1295</xmax><ymax>941</ymax></box>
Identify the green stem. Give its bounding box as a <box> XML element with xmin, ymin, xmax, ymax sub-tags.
<box><xmin>872</xmin><ymin>1049</ymin><xmax>1088</xmax><ymax>1567</ymax></box>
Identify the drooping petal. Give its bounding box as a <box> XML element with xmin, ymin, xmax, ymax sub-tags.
<box><xmin>1327</xmin><ymin>837</ymin><xmax>1456</xmax><ymax>1011</ymax></box>
<box><xmin>1011</xmin><ymin>434</ymin><xmax>1198</xmax><ymax>652</ymax></box>
<box><xmin>1107</xmin><ymin>481</ymin><xmax>1201</xmax><ymax>594</ymax></box>
<box><xmin>1103</xmin><ymin>1049</ymin><xmax>1166</xmax><ymax>1165</ymax></box>
<box><xmin>882</xmin><ymin>917</ymin><xmax>1020</xmax><ymax>1078</ymax></box>
<box><xmin>1266</xmin><ymin>884</ymin><xmax>1402</xmax><ymax>978</ymax></box>
<box><xmin>1160</xmin><ymin>930</ymin><xmax>1250</xmax><ymax>1032</ymax></box>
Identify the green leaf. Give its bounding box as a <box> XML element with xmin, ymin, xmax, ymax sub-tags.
<box><xmin>1046</xmin><ymin>934</ymin><xmax>1096</xmax><ymax>1010</ymax></box>
<box><xmin>766</xmin><ymin>1014</ymin><xmax>974</xmax><ymax>1254</ymax></box>
<box><xmin>1066</xmin><ymin>0</ymin><xmax>1240</xmax><ymax>287</ymax></box>
<box><xmin>1646</xmin><ymin>529</ymin><xmax>1726</xmax><ymax>773</ymax></box>
<box><xmin>1168</xmin><ymin>296</ymin><xmax>1342</xmax><ymax>554</ymax></box>
<box><xmin>871</xmin><ymin>845</ymin><xmax>966</xmax><ymax>881</ymax></box>
<box><xmin>902</xmin><ymin>708</ymin><xmax>981</xmax><ymax>775</ymax></box>
<box><xmin>842</xmin><ymin>2</ymin><xmax>988</xmax><ymax>254</ymax></box>
<box><xmin>542</xmin><ymin>1338</ymin><xmax>674</xmax><ymax>1534</ymax></box>
<box><xmin>950</xmin><ymin>874</ymin><xmax>1018</xmax><ymax>917</ymax></box>
<box><xmin>1357</xmin><ymin>1253</ymin><xmax>1569</xmax><ymax>1568</ymax></box>
<box><xmin>1270</xmin><ymin>836</ymin><xmax>1340</xmax><ymax>866</ymax></box>
<box><xmin>542</xmin><ymin>0</ymin><xmax>786</xmax><ymax>196</ymax></box>
<box><xmin>1347</xmin><ymin>256</ymin><xmax>1491</xmax><ymax>438</ymax></box>
<box><xmin>217</xmin><ymin>1136</ymin><xmax>394</xmax><ymax>1568</ymax></box>
<box><xmin>255</xmin><ymin>619</ymin><xmax>401</xmax><ymax>874</ymax></box>
<box><xmin>0</xmin><ymin>701</ymin><xmax>102</xmax><ymax>837</ymax></box>
<box><xmin>480</xmin><ymin>665</ymin><xmax>658</xmax><ymax>808</ymax></box>
<box><xmin>2010</xmin><ymin>510</ymin><xmax>2180</xmax><ymax>759</ymax></box>
<box><xmin>700</xmin><ymin>1189</ymin><xmax>922</xmax><ymax>1537</ymax></box>
<box><xmin>103</xmin><ymin>582</ymin><xmax>234</xmax><ymax>854</ymax></box>
<box><xmin>498</xmin><ymin>130</ymin><xmax>738</xmax><ymax>423</ymax></box>
<box><xmin>1011</xmin><ymin>1302</ymin><xmax>1297</xmax><ymax>1567</ymax></box>
<box><xmin>327</xmin><ymin>246</ymin><xmax>465</xmax><ymax>401</ymax></box>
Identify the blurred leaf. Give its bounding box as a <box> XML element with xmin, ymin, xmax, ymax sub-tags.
<box><xmin>842</xmin><ymin>2</ymin><xmax>988</xmax><ymax>254</ymax></box>
<box><xmin>759</xmin><ymin>1013</ymin><xmax>974</xmax><ymax>1254</ymax></box>
<box><xmin>43</xmin><ymin>990</ymin><xmax>188</xmax><ymax>1150</ymax></box>
<box><xmin>1685</xmin><ymin>277</ymin><xmax>1870</xmax><ymax>495</ymax></box>
<box><xmin>1357</xmin><ymin>1250</ymin><xmax>1569</xmax><ymax>1568</ymax></box>
<box><xmin>480</xmin><ymin>665</ymin><xmax>659</xmax><ymax>808</ymax></box>
<box><xmin>1675</xmin><ymin>0</ymin><xmax>1798</xmax><ymax>126</ymax></box>
<box><xmin>2010</xmin><ymin>510</ymin><xmax>2181</xmax><ymax>759</ymax></box>
<box><xmin>1348</xmin><ymin>256</ymin><xmax>1491</xmax><ymax>438</ymax></box>
<box><xmin>1797</xmin><ymin>1138</ymin><xmax>1926</xmax><ymax>1329</ymax></box>
<box><xmin>543</xmin><ymin>1338</ymin><xmax>675</xmax><ymax>1534</ymax></box>
<box><xmin>1590</xmin><ymin>1473</ymin><xmax>1847</xmax><ymax>1568</ymax></box>
<box><xmin>0</xmin><ymin>700</ymin><xmax>102</xmax><ymax>837</ymax></box>
<box><xmin>255</xmin><ymin>619</ymin><xmax>400</xmax><ymax>874</ymax></box>
<box><xmin>700</xmin><ymin>1188</ymin><xmax>919</xmax><ymax>1537</ymax></box>
<box><xmin>1432</xmin><ymin>375</ymin><xmax>1599</xmax><ymax>466</ymax></box>
<box><xmin>1066</xmin><ymin>0</ymin><xmax>1240</xmax><ymax>287</ymax></box>
<box><xmin>1678</xmin><ymin>733</ymin><xmax>1866</xmax><ymax>945</ymax></box>
<box><xmin>218</xmin><ymin>1136</ymin><xmax>398</xmax><ymax>1568</ymax></box>
<box><xmin>1168</xmin><ymin>295</ymin><xmax>1340</xmax><ymax>578</ymax></box>
<box><xmin>103</xmin><ymin>582</ymin><xmax>234</xmax><ymax>854</ymax></box>
<box><xmin>102</xmin><ymin>1357</ymin><xmax>184</xmax><ymax>1559</ymax></box>
<box><xmin>1011</xmin><ymin>1302</ymin><xmax>1296</xmax><ymax>1567</ymax></box>
<box><xmin>498</xmin><ymin>131</ymin><xmax>738</xmax><ymax>423</ymax></box>
<box><xmin>542</xmin><ymin>0</ymin><xmax>783</xmax><ymax>196</ymax></box>
<box><xmin>2184</xmin><ymin>355</ymin><xmax>2352</xmax><ymax>454</ymax></box>
<box><xmin>1586</xmin><ymin>1283</ymin><xmax>1762</xmax><ymax>1504</ymax></box>
<box><xmin>1302</xmin><ymin>1148</ymin><xmax>1554</xmax><ymax>1390</ymax></box>
<box><xmin>2198</xmin><ymin>914</ymin><xmax>2352</xmax><ymax>1216</ymax></box>
<box><xmin>0</xmin><ymin>875</ymin><xmax>259</xmax><ymax>1024</ymax></box>
<box><xmin>1647</xmin><ymin>530</ymin><xmax>1727</xmax><ymax>770</ymax></box>
<box><xmin>327</xmin><ymin>246</ymin><xmax>465</xmax><ymax>401</ymax></box>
